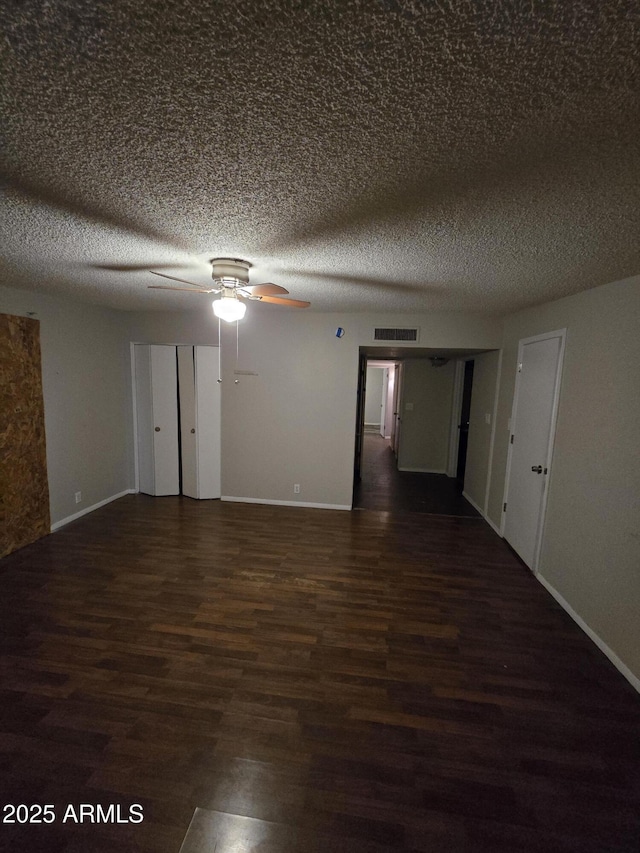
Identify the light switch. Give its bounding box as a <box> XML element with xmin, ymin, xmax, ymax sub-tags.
<box><xmin>485</xmin><ymin>413</ymin><xmax>491</xmax><ymax>424</ymax></box>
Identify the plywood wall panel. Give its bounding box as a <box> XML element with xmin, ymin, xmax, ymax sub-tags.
<box><xmin>0</xmin><ymin>314</ymin><xmax>50</xmax><ymax>558</ymax></box>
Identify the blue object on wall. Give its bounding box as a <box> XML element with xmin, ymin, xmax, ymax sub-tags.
<box><xmin>335</xmin><ymin>327</ymin><xmax>345</xmax><ymax>338</ymax></box>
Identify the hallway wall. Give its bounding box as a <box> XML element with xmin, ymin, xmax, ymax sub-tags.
<box><xmin>397</xmin><ymin>359</ymin><xmax>455</xmax><ymax>473</ymax></box>
<box><xmin>364</xmin><ymin>366</ymin><xmax>384</xmax><ymax>427</ymax></box>
<box><xmin>487</xmin><ymin>274</ymin><xmax>640</xmax><ymax>686</ymax></box>
<box><xmin>463</xmin><ymin>350</ymin><xmax>501</xmax><ymax>515</ymax></box>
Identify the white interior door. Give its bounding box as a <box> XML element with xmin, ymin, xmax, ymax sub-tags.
<box><xmin>177</xmin><ymin>346</ymin><xmax>198</xmax><ymax>497</ymax></box>
<box><xmin>135</xmin><ymin>344</ymin><xmax>180</xmax><ymax>496</ymax></box>
<box><xmin>380</xmin><ymin>368</ymin><xmax>389</xmax><ymax>437</ymax></box>
<box><xmin>385</xmin><ymin>364</ymin><xmax>396</xmax><ymax>440</ymax></box>
<box><xmin>503</xmin><ymin>331</ymin><xmax>565</xmax><ymax>570</ymax></box>
<box><xmin>178</xmin><ymin>346</ymin><xmax>221</xmax><ymax>499</ymax></box>
<box><xmin>194</xmin><ymin>346</ymin><xmax>221</xmax><ymax>499</ymax></box>
<box><xmin>150</xmin><ymin>346</ymin><xmax>180</xmax><ymax>495</ymax></box>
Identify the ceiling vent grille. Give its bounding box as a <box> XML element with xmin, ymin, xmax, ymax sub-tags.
<box><xmin>373</xmin><ymin>327</ymin><xmax>419</xmax><ymax>342</ymax></box>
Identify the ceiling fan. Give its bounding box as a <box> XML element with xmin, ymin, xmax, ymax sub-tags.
<box><xmin>148</xmin><ymin>257</ymin><xmax>310</xmax><ymax>321</ymax></box>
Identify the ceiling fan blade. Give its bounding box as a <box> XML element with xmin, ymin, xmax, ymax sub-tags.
<box><xmin>243</xmin><ymin>283</ymin><xmax>289</xmax><ymax>296</ymax></box>
<box><xmin>93</xmin><ymin>262</ymin><xmax>194</xmax><ymax>272</ymax></box>
<box><xmin>149</xmin><ymin>270</ymin><xmax>212</xmax><ymax>290</ymax></box>
<box><xmin>148</xmin><ymin>285</ymin><xmax>212</xmax><ymax>292</ymax></box>
<box><xmin>255</xmin><ymin>295</ymin><xmax>310</xmax><ymax>308</ymax></box>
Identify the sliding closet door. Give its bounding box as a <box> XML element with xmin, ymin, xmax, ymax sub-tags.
<box><xmin>135</xmin><ymin>345</ymin><xmax>179</xmax><ymax>495</ymax></box>
<box><xmin>177</xmin><ymin>346</ymin><xmax>198</xmax><ymax>497</ymax></box>
<box><xmin>194</xmin><ymin>346</ymin><xmax>221</xmax><ymax>498</ymax></box>
<box><xmin>178</xmin><ymin>346</ymin><xmax>221</xmax><ymax>499</ymax></box>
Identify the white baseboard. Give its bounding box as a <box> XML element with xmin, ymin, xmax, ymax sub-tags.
<box><xmin>461</xmin><ymin>490</ymin><xmax>483</xmax><ymax>515</ymax></box>
<box><xmin>484</xmin><ymin>515</ymin><xmax>502</xmax><ymax>536</ymax></box>
<box><xmin>461</xmin><ymin>491</ymin><xmax>639</xmax><ymax>693</ymax></box>
<box><xmin>221</xmin><ymin>496</ymin><xmax>351</xmax><ymax>511</ymax></box>
<box><xmin>398</xmin><ymin>467</ymin><xmax>447</xmax><ymax>474</ymax></box>
<box><xmin>51</xmin><ymin>489</ymin><xmax>136</xmax><ymax>531</ymax></box>
<box><xmin>462</xmin><ymin>490</ymin><xmax>502</xmax><ymax>536</ymax></box>
<box><xmin>537</xmin><ymin>574</ymin><xmax>640</xmax><ymax>694</ymax></box>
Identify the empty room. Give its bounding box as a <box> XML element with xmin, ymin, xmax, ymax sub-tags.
<box><xmin>1</xmin><ymin>1</ymin><xmax>639</xmax><ymax>851</ymax></box>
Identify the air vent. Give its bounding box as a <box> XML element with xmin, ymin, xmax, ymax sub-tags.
<box><xmin>373</xmin><ymin>327</ymin><xmax>419</xmax><ymax>342</ymax></box>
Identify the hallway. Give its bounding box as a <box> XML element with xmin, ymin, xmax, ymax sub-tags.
<box><xmin>353</xmin><ymin>433</ymin><xmax>480</xmax><ymax>516</ymax></box>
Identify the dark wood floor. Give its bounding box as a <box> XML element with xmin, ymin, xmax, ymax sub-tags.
<box><xmin>353</xmin><ymin>434</ymin><xmax>479</xmax><ymax>516</ymax></box>
<box><xmin>0</xmin><ymin>496</ymin><xmax>639</xmax><ymax>852</ymax></box>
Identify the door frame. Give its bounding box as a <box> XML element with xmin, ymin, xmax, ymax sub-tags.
<box><xmin>501</xmin><ymin>328</ymin><xmax>567</xmax><ymax>573</ymax></box>
<box><xmin>391</xmin><ymin>361</ymin><xmax>404</xmax><ymax>457</ymax></box>
<box><xmin>447</xmin><ymin>356</ymin><xmax>477</xmax><ymax>478</ymax></box>
<box><xmin>353</xmin><ymin>351</ymin><xmax>368</xmax><ymax>484</ymax></box>
<box><xmin>447</xmin><ymin>360</ymin><xmax>465</xmax><ymax>477</ymax></box>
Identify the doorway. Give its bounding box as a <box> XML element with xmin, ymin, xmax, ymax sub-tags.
<box><xmin>456</xmin><ymin>359</ymin><xmax>474</xmax><ymax>483</ymax></box>
<box><xmin>353</xmin><ymin>351</ymin><xmax>480</xmax><ymax>516</ymax></box>
<box><xmin>353</xmin><ymin>357</ymin><xmax>398</xmax><ymax>484</ymax></box>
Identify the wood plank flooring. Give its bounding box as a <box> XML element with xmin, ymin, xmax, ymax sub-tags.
<box><xmin>0</xmin><ymin>495</ymin><xmax>639</xmax><ymax>852</ymax></box>
<box><xmin>353</xmin><ymin>434</ymin><xmax>479</xmax><ymax>516</ymax></box>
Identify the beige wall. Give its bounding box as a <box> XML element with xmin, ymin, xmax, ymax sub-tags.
<box><xmin>218</xmin><ymin>310</ymin><xmax>359</xmax><ymax>507</ymax></box>
<box><xmin>218</xmin><ymin>309</ymin><xmax>502</xmax><ymax>507</ymax></box>
<box><xmin>0</xmin><ymin>285</ymin><xmax>134</xmax><ymax>525</ymax></box>
<box><xmin>127</xmin><ymin>307</ymin><xmax>501</xmax><ymax>508</ymax></box>
<box><xmin>127</xmin><ymin>308</ymin><xmax>220</xmax><ymax>347</ymax></box>
<box><xmin>463</xmin><ymin>350</ymin><xmax>501</xmax><ymax>512</ymax></box>
<box><xmin>397</xmin><ymin>359</ymin><xmax>455</xmax><ymax>472</ymax></box>
<box><xmin>364</xmin><ymin>367</ymin><xmax>384</xmax><ymax>426</ymax></box>
<box><xmin>487</xmin><ymin>275</ymin><xmax>640</xmax><ymax>681</ymax></box>
<box><xmin>353</xmin><ymin>312</ymin><xmax>503</xmax><ymax>351</ymax></box>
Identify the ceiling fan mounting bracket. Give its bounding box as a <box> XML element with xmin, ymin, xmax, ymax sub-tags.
<box><xmin>209</xmin><ymin>257</ymin><xmax>252</xmax><ymax>285</ymax></box>
<box><xmin>220</xmin><ymin>284</ymin><xmax>240</xmax><ymax>299</ymax></box>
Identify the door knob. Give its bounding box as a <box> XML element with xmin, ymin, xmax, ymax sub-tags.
<box><xmin>154</xmin><ymin>427</ymin><xmax>161</xmax><ymax>432</ymax></box>
<box><xmin>531</xmin><ymin>465</ymin><xmax>543</xmax><ymax>473</ymax></box>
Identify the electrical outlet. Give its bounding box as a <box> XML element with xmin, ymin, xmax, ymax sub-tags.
<box><xmin>293</xmin><ymin>484</ymin><xmax>300</xmax><ymax>494</ymax></box>
<box><xmin>75</xmin><ymin>491</ymin><xmax>82</xmax><ymax>504</ymax></box>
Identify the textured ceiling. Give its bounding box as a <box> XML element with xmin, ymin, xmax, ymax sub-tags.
<box><xmin>1</xmin><ymin>0</ymin><xmax>639</xmax><ymax>314</ymax></box>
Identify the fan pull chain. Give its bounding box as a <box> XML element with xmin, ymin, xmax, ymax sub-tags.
<box><xmin>217</xmin><ymin>317</ymin><xmax>222</xmax><ymax>383</ymax></box>
<box><xmin>235</xmin><ymin>320</ymin><xmax>240</xmax><ymax>383</ymax></box>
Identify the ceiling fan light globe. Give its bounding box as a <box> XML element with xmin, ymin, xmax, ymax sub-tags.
<box><xmin>212</xmin><ymin>298</ymin><xmax>246</xmax><ymax>322</ymax></box>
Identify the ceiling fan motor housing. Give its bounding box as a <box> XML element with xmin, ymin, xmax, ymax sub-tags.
<box><xmin>210</xmin><ymin>257</ymin><xmax>252</xmax><ymax>285</ymax></box>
